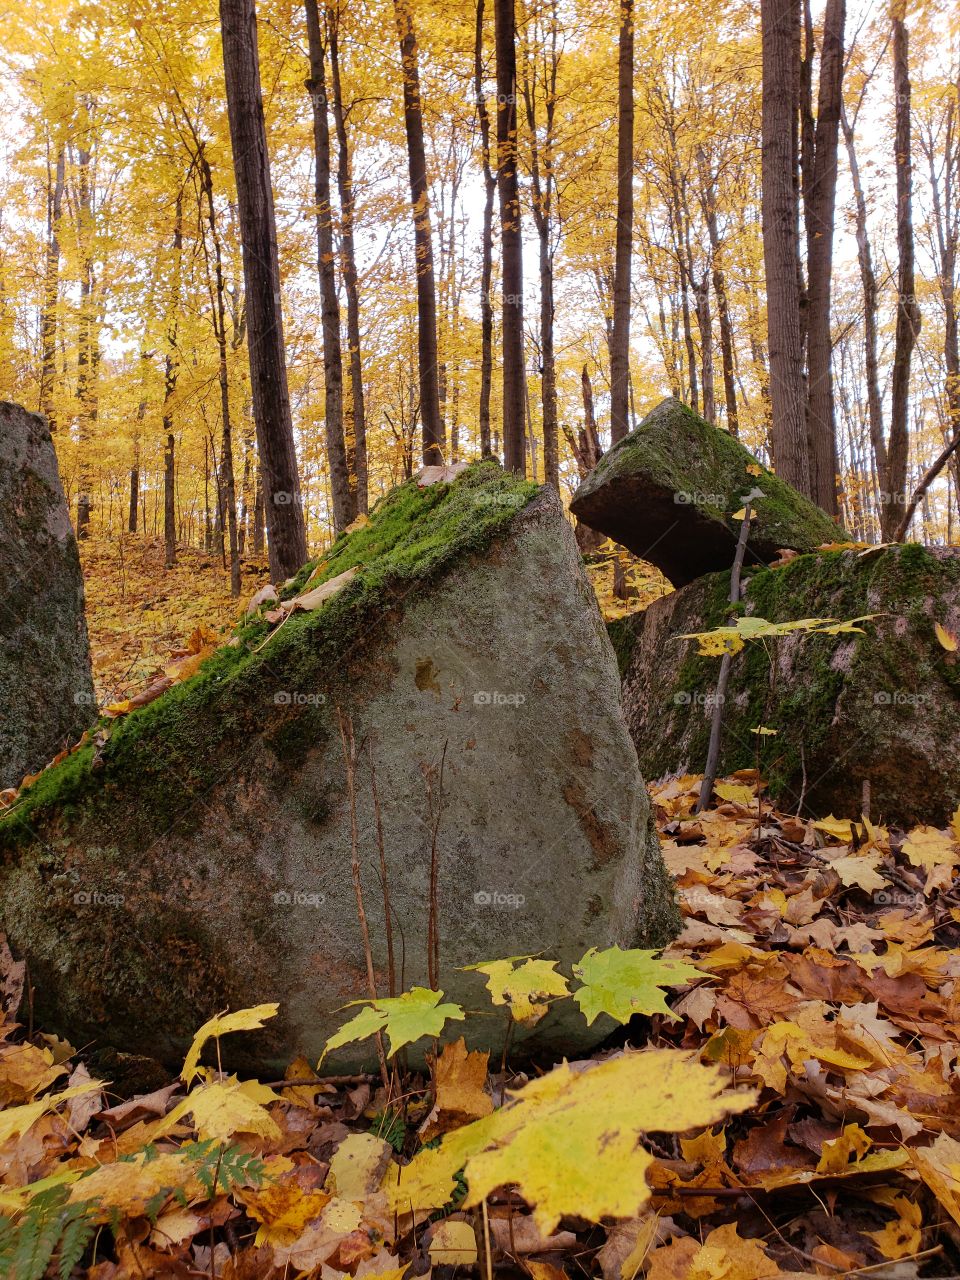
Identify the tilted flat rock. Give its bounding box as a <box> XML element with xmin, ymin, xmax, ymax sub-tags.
<box><xmin>570</xmin><ymin>398</ymin><xmax>843</xmax><ymax>586</ymax></box>
<box><xmin>611</xmin><ymin>544</ymin><xmax>960</xmax><ymax>825</ymax></box>
<box><xmin>0</xmin><ymin>401</ymin><xmax>95</xmax><ymax>790</ymax></box>
<box><xmin>0</xmin><ymin>461</ymin><xmax>678</xmax><ymax>1070</ymax></box>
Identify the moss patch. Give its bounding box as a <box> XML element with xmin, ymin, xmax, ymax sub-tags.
<box><xmin>1</xmin><ymin>461</ymin><xmax>538</xmax><ymax>849</ymax></box>
<box><xmin>621</xmin><ymin>544</ymin><xmax>960</xmax><ymax>823</ymax></box>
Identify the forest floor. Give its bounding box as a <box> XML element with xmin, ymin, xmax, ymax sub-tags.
<box><xmin>79</xmin><ymin>533</ymin><xmax>270</xmax><ymax>703</ymax></box>
<box><xmin>1</xmin><ymin>532</ymin><xmax>958</xmax><ymax>1276</ymax></box>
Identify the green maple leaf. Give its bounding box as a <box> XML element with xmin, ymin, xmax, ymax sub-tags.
<box><xmin>321</xmin><ymin>987</ymin><xmax>464</xmax><ymax>1061</ymax></box>
<box><xmin>572</xmin><ymin>946</ymin><xmax>706</xmax><ymax>1024</ymax></box>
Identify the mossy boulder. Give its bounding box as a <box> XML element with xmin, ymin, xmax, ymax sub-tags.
<box><xmin>570</xmin><ymin>398</ymin><xmax>844</xmax><ymax>586</ymax></box>
<box><xmin>0</xmin><ymin>461</ymin><xmax>678</xmax><ymax>1071</ymax></box>
<box><xmin>0</xmin><ymin>401</ymin><xmax>95</xmax><ymax>790</ymax></box>
<box><xmin>616</xmin><ymin>544</ymin><xmax>960</xmax><ymax>825</ymax></box>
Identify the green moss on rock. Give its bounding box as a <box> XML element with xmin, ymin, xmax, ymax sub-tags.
<box><xmin>619</xmin><ymin>544</ymin><xmax>960</xmax><ymax>825</ymax></box>
<box><xmin>570</xmin><ymin>398</ymin><xmax>844</xmax><ymax>586</ymax></box>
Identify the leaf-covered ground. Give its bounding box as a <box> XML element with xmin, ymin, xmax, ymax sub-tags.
<box><xmin>79</xmin><ymin>534</ymin><xmax>268</xmax><ymax>703</ymax></box>
<box><xmin>2</xmin><ymin>771</ymin><xmax>960</xmax><ymax>1279</ymax></box>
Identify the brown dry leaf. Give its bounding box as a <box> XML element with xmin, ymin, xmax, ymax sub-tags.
<box><xmin>418</xmin><ymin>462</ymin><xmax>469</xmax><ymax>486</ymax></box>
<box><xmin>488</xmin><ymin>1214</ymin><xmax>577</xmax><ymax>1256</ymax></box>
<box><xmin>911</xmin><ymin>1132</ymin><xmax>960</xmax><ymax>1227</ymax></box>
<box><xmin>420</xmin><ymin>1037</ymin><xmax>493</xmax><ymax>1141</ymax></box>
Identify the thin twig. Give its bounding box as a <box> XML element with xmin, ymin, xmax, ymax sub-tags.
<box><xmin>337</xmin><ymin>708</ymin><xmax>390</xmax><ymax>1095</ymax></box>
<box><xmin>368</xmin><ymin>742</ymin><xmax>397</xmax><ymax>998</ymax></box>
<box><xmin>696</xmin><ymin>501</ymin><xmax>752</xmax><ymax>812</ymax></box>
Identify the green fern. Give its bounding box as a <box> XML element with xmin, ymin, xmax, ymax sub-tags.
<box><xmin>0</xmin><ymin>1141</ymin><xmax>265</xmax><ymax>1278</ymax></box>
<box><xmin>0</xmin><ymin>1187</ymin><xmax>98</xmax><ymax>1280</ymax></box>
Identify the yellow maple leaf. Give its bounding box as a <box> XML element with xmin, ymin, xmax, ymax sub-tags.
<box><xmin>901</xmin><ymin>825</ymin><xmax>959</xmax><ymax>871</ymax></box>
<box><xmin>428</xmin><ymin>1219</ymin><xmax>478</xmax><ymax>1266</ymax></box>
<box><xmin>464</xmin><ymin>956</ymin><xmax>569</xmax><ymax>1025</ymax></box>
<box><xmin>181</xmin><ymin>1003</ymin><xmax>279</xmax><ymax>1083</ymax></box>
<box><xmin>713</xmin><ymin>782</ymin><xmax>755</xmax><ymax>806</ymax></box>
<box><xmin>935</xmin><ymin>621</ymin><xmax>958</xmax><ymax>651</ymax></box>
<box><xmin>829</xmin><ymin>853</ymin><xmax>886</xmax><ymax>893</ymax></box>
<box><xmin>239</xmin><ymin>1182</ymin><xmax>332</xmax><ymax>1246</ymax></box>
<box><xmin>866</xmin><ymin>1191</ymin><xmax>922</xmax><ymax>1260</ymax></box>
<box><xmin>461</xmin><ymin>1051</ymin><xmax>754</xmax><ymax>1233</ymax></box>
<box><xmin>161</xmin><ymin>1079</ymin><xmax>282</xmax><ymax>1142</ymax></box>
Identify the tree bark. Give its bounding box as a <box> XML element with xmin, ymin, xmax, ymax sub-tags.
<box><xmin>393</xmin><ymin>0</ymin><xmax>444</xmax><ymax>465</ymax></box>
<box><xmin>304</xmin><ymin>0</ymin><xmax>355</xmax><ymax>532</ymax></box>
<box><xmin>841</xmin><ymin>108</ymin><xmax>887</xmax><ymax>494</ymax></box>
<box><xmin>494</xmin><ymin>0</ymin><xmax>525</xmax><ymax>473</ymax></box>
<box><xmin>219</xmin><ymin>0</ymin><xmax>307</xmax><ymax>580</ymax></box>
<box><xmin>39</xmin><ymin>145</ymin><xmax>65</xmax><ymax>431</ymax></box>
<box><xmin>474</xmin><ymin>0</ymin><xmax>497</xmax><ymax>458</ymax></box>
<box><xmin>885</xmin><ymin>9</ymin><xmax>921</xmax><ymax>538</ymax></box>
<box><xmin>609</xmin><ymin>0</ymin><xmax>634</xmax><ymax>445</ymax></box>
<box><xmin>804</xmin><ymin>0</ymin><xmax>845</xmax><ymax>516</ymax></box>
<box><xmin>164</xmin><ymin>433</ymin><xmax>176</xmax><ymax>570</ymax></box>
<box><xmin>198</xmin><ymin>153</ymin><xmax>242</xmax><ymax>596</ymax></box>
<box><xmin>328</xmin><ymin>2</ymin><xmax>368</xmax><ymax>512</ymax></box>
<box><xmin>761</xmin><ymin>0</ymin><xmax>810</xmax><ymax>494</ymax></box>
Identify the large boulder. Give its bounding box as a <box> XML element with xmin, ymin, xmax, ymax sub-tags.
<box><xmin>0</xmin><ymin>401</ymin><xmax>95</xmax><ymax>790</ymax></box>
<box><xmin>0</xmin><ymin>461</ymin><xmax>678</xmax><ymax>1070</ymax></box>
<box><xmin>570</xmin><ymin>398</ymin><xmax>843</xmax><ymax>586</ymax></box>
<box><xmin>613</xmin><ymin>544</ymin><xmax>960</xmax><ymax>825</ymax></box>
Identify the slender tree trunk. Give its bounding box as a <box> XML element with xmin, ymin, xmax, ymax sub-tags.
<box><xmin>885</xmin><ymin>9</ymin><xmax>921</xmax><ymax>538</ymax></box>
<box><xmin>198</xmin><ymin>154</ymin><xmax>242</xmax><ymax>595</ymax></box>
<box><xmin>761</xmin><ymin>0</ymin><xmax>810</xmax><ymax>494</ymax></box>
<box><xmin>393</xmin><ymin>0</ymin><xmax>443</xmax><ymax>464</ymax></box>
<box><xmin>304</xmin><ymin>0</ymin><xmax>355</xmax><ymax>531</ymax></box>
<box><xmin>610</xmin><ymin>0</ymin><xmax>634</xmax><ymax>445</ymax></box>
<box><xmin>494</xmin><ymin>0</ymin><xmax>525</xmax><ymax>473</ymax></box>
<box><xmin>697</xmin><ymin>148</ymin><xmax>739</xmax><ymax>434</ymax></box>
<box><xmin>219</xmin><ymin>0</ymin><xmax>307</xmax><ymax>580</ymax></box>
<box><xmin>328</xmin><ymin>2</ymin><xmax>368</xmax><ymax>512</ymax></box>
<box><xmin>39</xmin><ymin>145</ymin><xmax>65</xmax><ymax>429</ymax></box>
<box><xmin>474</xmin><ymin>0</ymin><xmax>497</xmax><ymax>459</ymax></box>
<box><xmin>164</xmin><ymin>433</ymin><xmax>176</xmax><ymax>569</ymax></box>
<box><xmin>841</xmin><ymin>108</ymin><xmax>887</xmax><ymax>491</ymax></box>
<box><xmin>694</xmin><ymin>273</ymin><xmax>715</xmax><ymax>423</ymax></box>
<box><xmin>75</xmin><ymin>135</ymin><xmax>97</xmax><ymax>538</ymax></box>
<box><xmin>805</xmin><ymin>0</ymin><xmax>845</xmax><ymax>516</ymax></box>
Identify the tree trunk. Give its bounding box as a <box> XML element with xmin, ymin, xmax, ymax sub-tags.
<box><xmin>164</xmin><ymin>433</ymin><xmax>176</xmax><ymax>570</ymax></box>
<box><xmin>328</xmin><ymin>2</ymin><xmax>368</xmax><ymax>512</ymax></box>
<box><xmin>609</xmin><ymin>0</ymin><xmax>634</xmax><ymax>446</ymax></box>
<box><xmin>494</xmin><ymin>0</ymin><xmax>525</xmax><ymax>473</ymax></box>
<box><xmin>198</xmin><ymin>153</ymin><xmax>242</xmax><ymax>596</ymax></box>
<box><xmin>474</xmin><ymin>0</ymin><xmax>497</xmax><ymax>458</ymax></box>
<box><xmin>761</xmin><ymin>0</ymin><xmax>810</xmax><ymax>494</ymax></box>
<box><xmin>38</xmin><ymin>145</ymin><xmax>65</xmax><ymax>430</ymax></box>
<box><xmin>841</xmin><ymin>108</ymin><xmax>887</xmax><ymax>494</ymax></box>
<box><xmin>885</xmin><ymin>9</ymin><xmax>921</xmax><ymax>538</ymax></box>
<box><xmin>304</xmin><ymin>0</ymin><xmax>355</xmax><ymax>532</ymax></box>
<box><xmin>75</xmin><ymin>134</ymin><xmax>98</xmax><ymax>539</ymax></box>
<box><xmin>805</xmin><ymin>0</ymin><xmax>845</xmax><ymax>516</ymax></box>
<box><xmin>393</xmin><ymin>0</ymin><xmax>444</xmax><ymax>465</ymax></box>
<box><xmin>219</xmin><ymin>0</ymin><xmax>307</xmax><ymax>580</ymax></box>
<box><xmin>697</xmin><ymin>148</ymin><xmax>739</xmax><ymax>435</ymax></box>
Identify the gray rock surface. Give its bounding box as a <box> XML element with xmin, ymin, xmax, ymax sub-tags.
<box><xmin>613</xmin><ymin>544</ymin><xmax>960</xmax><ymax>825</ymax></box>
<box><xmin>570</xmin><ymin>398</ymin><xmax>844</xmax><ymax>586</ymax></box>
<box><xmin>0</xmin><ymin>401</ymin><xmax>95</xmax><ymax>790</ymax></box>
<box><xmin>0</xmin><ymin>462</ymin><xmax>678</xmax><ymax>1070</ymax></box>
